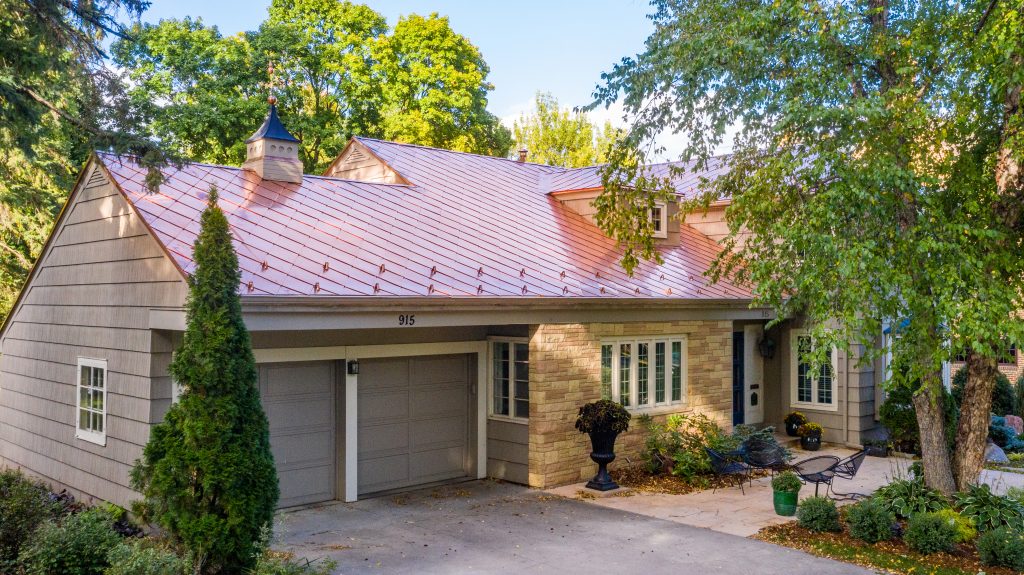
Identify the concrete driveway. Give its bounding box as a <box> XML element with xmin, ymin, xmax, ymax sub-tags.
<box><xmin>273</xmin><ymin>480</ymin><xmax>871</xmax><ymax>574</ymax></box>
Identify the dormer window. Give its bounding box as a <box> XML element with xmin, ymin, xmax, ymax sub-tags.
<box><xmin>651</xmin><ymin>202</ymin><xmax>668</xmax><ymax>239</ymax></box>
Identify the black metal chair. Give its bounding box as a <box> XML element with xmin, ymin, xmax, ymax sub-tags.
<box><xmin>829</xmin><ymin>449</ymin><xmax>869</xmax><ymax>500</ymax></box>
<box><xmin>739</xmin><ymin>436</ymin><xmax>790</xmax><ymax>476</ymax></box>
<box><xmin>705</xmin><ymin>447</ymin><xmax>751</xmax><ymax>494</ymax></box>
<box><xmin>790</xmin><ymin>455</ymin><xmax>840</xmax><ymax>497</ymax></box>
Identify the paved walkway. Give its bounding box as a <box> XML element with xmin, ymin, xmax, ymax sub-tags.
<box><xmin>273</xmin><ymin>480</ymin><xmax>871</xmax><ymax>574</ymax></box>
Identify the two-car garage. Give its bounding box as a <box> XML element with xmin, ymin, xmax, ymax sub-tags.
<box><xmin>258</xmin><ymin>346</ymin><xmax>482</xmax><ymax>507</ymax></box>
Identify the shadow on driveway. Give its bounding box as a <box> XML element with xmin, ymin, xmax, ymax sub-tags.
<box><xmin>273</xmin><ymin>480</ymin><xmax>870</xmax><ymax>574</ymax></box>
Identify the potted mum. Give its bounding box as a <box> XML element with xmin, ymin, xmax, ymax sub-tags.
<box><xmin>575</xmin><ymin>399</ymin><xmax>631</xmax><ymax>491</ymax></box>
<box><xmin>771</xmin><ymin>471</ymin><xmax>802</xmax><ymax>516</ymax></box>
<box><xmin>798</xmin><ymin>422</ymin><xmax>823</xmax><ymax>451</ymax></box>
<box><xmin>784</xmin><ymin>411</ymin><xmax>808</xmax><ymax>437</ymax></box>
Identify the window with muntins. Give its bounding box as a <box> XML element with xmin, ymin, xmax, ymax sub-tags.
<box><xmin>76</xmin><ymin>358</ymin><xmax>107</xmax><ymax>445</ymax></box>
<box><xmin>792</xmin><ymin>333</ymin><xmax>837</xmax><ymax>410</ymax></box>
<box><xmin>491</xmin><ymin>340</ymin><xmax>529</xmax><ymax>420</ymax></box>
<box><xmin>605</xmin><ymin>336</ymin><xmax>686</xmax><ymax>410</ymax></box>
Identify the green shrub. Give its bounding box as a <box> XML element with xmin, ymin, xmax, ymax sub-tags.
<box><xmin>989</xmin><ymin>416</ymin><xmax>1024</xmax><ymax>451</ymax></box>
<box><xmin>953</xmin><ymin>484</ymin><xmax>1024</xmax><ymax>532</ymax></box>
<box><xmin>19</xmin><ymin>508</ymin><xmax>122</xmax><ymax>575</ymax></box>
<box><xmin>771</xmin><ymin>471</ymin><xmax>802</xmax><ymax>494</ymax></box>
<box><xmin>640</xmin><ymin>413</ymin><xmax>725</xmax><ymax>479</ymax></box>
<box><xmin>904</xmin><ymin>512</ymin><xmax>957</xmax><ymax>555</ymax></box>
<box><xmin>1007</xmin><ymin>486</ymin><xmax>1024</xmax><ymax>505</ymax></box>
<box><xmin>250</xmin><ymin>554</ymin><xmax>337</xmax><ymax>575</ymax></box>
<box><xmin>1016</xmin><ymin>374</ymin><xmax>1024</xmax><ymax>419</ymax></box>
<box><xmin>845</xmin><ymin>499</ymin><xmax>895</xmax><ymax>543</ymax></box>
<box><xmin>873</xmin><ymin>477</ymin><xmax>949</xmax><ymax>519</ymax></box>
<box><xmin>105</xmin><ymin>539</ymin><xmax>189</xmax><ymax>575</ymax></box>
<box><xmin>879</xmin><ymin>384</ymin><xmax>958</xmax><ymax>454</ymax></box>
<box><xmin>952</xmin><ymin>365</ymin><xmax>1016</xmax><ymax>417</ymax></box>
<box><xmin>797</xmin><ymin>496</ymin><xmax>840</xmax><ymax>532</ymax></box>
<box><xmin>932</xmin><ymin>508</ymin><xmax>977</xmax><ymax>543</ymax></box>
<box><xmin>977</xmin><ymin>526</ymin><xmax>1024</xmax><ymax>570</ymax></box>
<box><xmin>0</xmin><ymin>469</ymin><xmax>61</xmax><ymax>568</ymax></box>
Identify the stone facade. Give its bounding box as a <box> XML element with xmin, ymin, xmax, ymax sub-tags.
<box><xmin>527</xmin><ymin>320</ymin><xmax>733</xmax><ymax>488</ymax></box>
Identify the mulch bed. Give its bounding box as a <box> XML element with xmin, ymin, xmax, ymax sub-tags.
<box><xmin>610</xmin><ymin>465</ymin><xmax>770</xmax><ymax>495</ymax></box>
<box><xmin>754</xmin><ymin>521</ymin><xmax>1018</xmax><ymax>575</ymax></box>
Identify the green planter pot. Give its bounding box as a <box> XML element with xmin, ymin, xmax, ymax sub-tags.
<box><xmin>773</xmin><ymin>490</ymin><xmax>799</xmax><ymax>516</ymax></box>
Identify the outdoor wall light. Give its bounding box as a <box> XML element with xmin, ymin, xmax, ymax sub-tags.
<box><xmin>347</xmin><ymin>360</ymin><xmax>359</xmax><ymax>375</ymax></box>
<box><xmin>757</xmin><ymin>336</ymin><xmax>776</xmax><ymax>359</ymax></box>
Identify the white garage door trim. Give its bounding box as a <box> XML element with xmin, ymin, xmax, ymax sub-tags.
<box><xmin>252</xmin><ymin>341</ymin><xmax>487</xmax><ymax>502</ymax></box>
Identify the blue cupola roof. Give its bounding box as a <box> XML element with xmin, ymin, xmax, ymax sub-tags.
<box><xmin>246</xmin><ymin>104</ymin><xmax>299</xmax><ymax>143</ymax></box>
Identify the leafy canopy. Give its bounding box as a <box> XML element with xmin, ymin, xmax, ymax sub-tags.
<box><xmin>512</xmin><ymin>92</ymin><xmax>621</xmax><ymax>168</ymax></box>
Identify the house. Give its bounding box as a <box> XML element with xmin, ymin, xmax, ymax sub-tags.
<box><xmin>0</xmin><ymin>104</ymin><xmax>881</xmax><ymax>509</ymax></box>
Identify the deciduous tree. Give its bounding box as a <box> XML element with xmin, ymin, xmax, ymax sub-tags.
<box><xmin>512</xmin><ymin>92</ymin><xmax>620</xmax><ymax>167</ymax></box>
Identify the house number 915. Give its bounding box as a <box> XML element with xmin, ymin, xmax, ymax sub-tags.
<box><xmin>398</xmin><ymin>314</ymin><xmax>416</xmax><ymax>326</ymax></box>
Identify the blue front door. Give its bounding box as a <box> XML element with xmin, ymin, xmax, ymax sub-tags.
<box><xmin>732</xmin><ymin>331</ymin><xmax>745</xmax><ymax>425</ymax></box>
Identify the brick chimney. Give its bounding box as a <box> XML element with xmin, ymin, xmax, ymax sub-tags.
<box><xmin>517</xmin><ymin>148</ymin><xmax>528</xmax><ymax>163</ymax></box>
<box><xmin>243</xmin><ymin>97</ymin><xmax>303</xmax><ymax>183</ymax></box>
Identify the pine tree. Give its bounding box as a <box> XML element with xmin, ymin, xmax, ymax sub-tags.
<box><xmin>131</xmin><ymin>186</ymin><xmax>277</xmax><ymax>574</ymax></box>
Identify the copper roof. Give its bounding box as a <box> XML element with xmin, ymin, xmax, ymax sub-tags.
<box><xmin>97</xmin><ymin>139</ymin><xmax>751</xmax><ymax>300</ymax></box>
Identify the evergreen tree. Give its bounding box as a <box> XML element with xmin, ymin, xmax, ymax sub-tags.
<box><xmin>131</xmin><ymin>187</ymin><xmax>277</xmax><ymax>574</ymax></box>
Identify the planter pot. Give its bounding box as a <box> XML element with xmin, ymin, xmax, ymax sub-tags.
<box><xmin>785</xmin><ymin>422</ymin><xmax>801</xmax><ymax>437</ymax></box>
<box><xmin>773</xmin><ymin>490</ymin><xmax>799</xmax><ymax>516</ymax></box>
<box><xmin>800</xmin><ymin>434</ymin><xmax>822</xmax><ymax>451</ymax></box>
<box><xmin>865</xmin><ymin>445</ymin><xmax>889</xmax><ymax>458</ymax></box>
<box><xmin>585</xmin><ymin>430</ymin><xmax>620</xmax><ymax>491</ymax></box>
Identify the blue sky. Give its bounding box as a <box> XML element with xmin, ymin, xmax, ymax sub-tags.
<box><xmin>138</xmin><ymin>0</ymin><xmax>656</xmax><ymax>130</ymax></box>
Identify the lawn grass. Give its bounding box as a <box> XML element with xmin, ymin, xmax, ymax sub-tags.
<box><xmin>755</xmin><ymin>522</ymin><xmax>1019</xmax><ymax>575</ymax></box>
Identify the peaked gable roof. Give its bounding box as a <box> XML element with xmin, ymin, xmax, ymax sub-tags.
<box><xmin>96</xmin><ymin>140</ymin><xmax>751</xmax><ymax>301</ymax></box>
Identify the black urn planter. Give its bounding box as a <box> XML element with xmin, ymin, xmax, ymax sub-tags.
<box><xmin>785</xmin><ymin>422</ymin><xmax>801</xmax><ymax>437</ymax></box>
<box><xmin>800</xmin><ymin>434</ymin><xmax>822</xmax><ymax>451</ymax></box>
<box><xmin>865</xmin><ymin>445</ymin><xmax>889</xmax><ymax>458</ymax></box>
<box><xmin>585</xmin><ymin>430</ymin><xmax>620</xmax><ymax>491</ymax></box>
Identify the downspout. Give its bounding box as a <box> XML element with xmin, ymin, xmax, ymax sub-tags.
<box><xmin>843</xmin><ymin>346</ymin><xmax>851</xmax><ymax>446</ymax></box>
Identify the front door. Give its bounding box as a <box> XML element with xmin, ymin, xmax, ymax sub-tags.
<box><xmin>732</xmin><ymin>331</ymin><xmax>745</xmax><ymax>425</ymax></box>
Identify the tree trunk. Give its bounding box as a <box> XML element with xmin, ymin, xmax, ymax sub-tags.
<box><xmin>912</xmin><ymin>371</ymin><xmax>957</xmax><ymax>494</ymax></box>
<box><xmin>953</xmin><ymin>352</ymin><xmax>998</xmax><ymax>489</ymax></box>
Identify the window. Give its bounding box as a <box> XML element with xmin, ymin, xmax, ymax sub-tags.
<box><xmin>76</xmin><ymin>358</ymin><xmax>107</xmax><ymax>445</ymax></box>
<box><xmin>491</xmin><ymin>340</ymin><xmax>529</xmax><ymax>420</ymax></box>
<box><xmin>791</xmin><ymin>332</ymin><xmax>838</xmax><ymax>411</ymax></box>
<box><xmin>953</xmin><ymin>340</ymin><xmax>1017</xmax><ymax>365</ymax></box>
<box><xmin>651</xmin><ymin>202</ymin><xmax>668</xmax><ymax>239</ymax></box>
<box><xmin>605</xmin><ymin>336</ymin><xmax>686</xmax><ymax>410</ymax></box>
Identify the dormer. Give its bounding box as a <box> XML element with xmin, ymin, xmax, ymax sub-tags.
<box><xmin>551</xmin><ymin>187</ymin><xmax>681</xmax><ymax>247</ymax></box>
<box><xmin>323</xmin><ymin>138</ymin><xmax>410</xmax><ymax>184</ymax></box>
<box><xmin>243</xmin><ymin>99</ymin><xmax>303</xmax><ymax>184</ymax></box>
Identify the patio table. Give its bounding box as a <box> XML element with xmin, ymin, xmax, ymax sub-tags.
<box><xmin>791</xmin><ymin>455</ymin><xmax>841</xmax><ymax>497</ymax></box>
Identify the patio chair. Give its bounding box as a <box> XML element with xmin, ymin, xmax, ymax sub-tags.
<box><xmin>790</xmin><ymin>455</ymin><xmax>840</xmax><ymax>497</ymax></box>
<box><xmin>828</xmin><ymin>449</ymin><xmax>869</xmax><ymax>501</ymax></box>
<box><xmin>738</xmin><ymin>436</ymin><xmax>790</xmax><ymax>476</ymax></box>
<box><xmin>705</xmin><ymin>447</ymin><xmax>751</xmax><ymax>494</ymax></box>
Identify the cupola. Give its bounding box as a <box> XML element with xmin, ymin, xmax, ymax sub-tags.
<box><xmin>243</xmin><ymin>96</ymin><xmax>303</xmax><ymax>183</ymax></box>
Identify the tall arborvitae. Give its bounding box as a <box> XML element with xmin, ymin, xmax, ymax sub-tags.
<box><xmin>132</xmin><ymin>186</ymin><xmax>277</xmax><ymax>574</ymax></box>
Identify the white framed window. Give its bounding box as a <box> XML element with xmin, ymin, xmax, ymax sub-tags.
<box><xmin>602</xmin><ymin>336</ymin><xmax>686</xmax><ymax>410</ymax></box>
<box><xmin>76</xmin><ymin>358</ymin><xmax>107</xmax><ymax>445</ymax></box>
<box><xmin>790</xmin><ymin>331</ymin><xmax>838</xmax><ymax>411</ymax></box>
<box><xmin>651</xmin><ymin>202</ymin><xmax>668</xmax><ymax>239</ymax></box>
<box><xmin>490</xmin><ymin>339</ymin><xmax>529</xmax><ymax>421</ymax></box>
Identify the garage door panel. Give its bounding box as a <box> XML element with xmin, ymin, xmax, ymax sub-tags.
<box><xmin>358</xmin><ymin>421</ymin><xmax>409</xmax><ymax>454</ymax></box>
<box><xmin>358</xmin><ymin>354</ymin><xmax>471</xmax><ymax>496</ymax></box>
<box><xmin>410</xmin><ymin>355</ymin><xmax>468</xmax><ymax>385</ymax></box>
<box><xmin>260</xmin><ymin>361</ymin><xmax>336</xmax><ymax>508</ymax></box>
<box><xmin>360</xmin><ymin>390</ymin><xmax>409</xmax><ymax>422</ymax></box>
<box><xmin>264</xmin><ymin>398</ymin><xmax>333</xmax><ymax>433</ymax></box>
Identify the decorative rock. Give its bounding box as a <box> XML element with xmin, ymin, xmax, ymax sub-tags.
<box><xmin>985</xmin><ymin>441</ymin><xmax>1010</xmax><ymax>464</ymax></box>
<box><xmin>1005</xmin><ymin>415</ymin><xmax>1023</xmax><ymax>436</ymax></box>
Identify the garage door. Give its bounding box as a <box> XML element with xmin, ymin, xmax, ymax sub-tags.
<box><xmin>358</xmin><ymin>354</ymin><xmax>471</xmax><ymax>495</ymax></box>
<box><xmin>260</xmin><ymin>362</ymin><xmax>336</xmax><ymax>507</ymax></box>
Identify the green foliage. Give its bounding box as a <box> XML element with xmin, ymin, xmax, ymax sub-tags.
<box><xmin>250</xmin><ymin>553</ymin><xmax>337</xmax><ymax>575</ymax></box>
<box><xmin>952</xmin><ymin>366</ymin><xmax>1016</xmax><ymax>417</ymax></box>
<box><xmin>845</xmin><ymin>499</ymin><xmax>896</xmax><ymax>544</ymax></box>
<box><xmin>932</xmin><ymin>508</ymin><xmax>977</xmax><ymax>544</ymax></box>
<box><xmin>1016</xmin><ymin>374</ymin><xmax>1024</xmax><ymax>419</ymax></box>
<box><xmin>1007</xmin><ymin>487</ymin><xmax>1024</xmax><ymax>505</ymax></box>
<box><xmin>989</xmin><ymin>416</ymin><xmax>1024</xmax><ymax>452</ymax></box>
<box><xmin>873</xmin><ymin>478</ymin><xmax>949</xmax><ymax>519</ymax></box>
<box><xmin>0</xmin><ymin>469</ymin><xmax>62</xmax><ymax>569</ymax></box>
<box><xmin>131</xmin><ymin>189</ymin><xmax>278</xmax><ymax>574</ymax></box>
<box><xmin>512</xmin><ymin>92</ymin><xmax>620</xmax><ymax>168</ymax></box>
<box><xmin>105</xmin><ymin>539</ymin><xmax>189</xmax><ymax>575</ymax></box>
<box><xmin>638</xmin><ymin>413</ymin><xmax>734</xmax><ymax>480</ymax></box>
<box><xmin>904</xmin><ymin>512</ymin><xmax>957</xmax><ymax>555</ymax></box>
<box><xmin>574</xmin><ymin>399</ymin><xmax>631</xmax><ymax>435</ymax></box>
<box><xmin>977</xmin><ymin>526</ymin><xmax>1024</xmax><ymax>570</ymax></box>
<box><xmin>112</xmin><ymin>2</ymin><xmax>511</xmax><ymax>175</ymax></box>
<box><xmin>18</xmin><ymin>508</ymin><xmax>122</xmax><ymax>575</ymax></box>
<box><xmin>952</xmin><ymin>484</ymin><xmax>1024</xmax><ymax>532</ymax></box>
<box><xmin>879</xmin><ymin>384</ymin><xmax>958</xmax><ymax>455</ymax></box>
<box><xmin>771</xmin><ymin>471</ymin><xmax>802</xmax><ymax>494</ymax></box>
<box><xmin>797</xmin><ymin>497</ymin><xmax>840</xmax><ymax>533</ymax></box>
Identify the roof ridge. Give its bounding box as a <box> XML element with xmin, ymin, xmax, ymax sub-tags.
<box><xmin>354</xmin><ymin>136</ymin><xmax>566</xmax><ymax>172</ymax></box>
